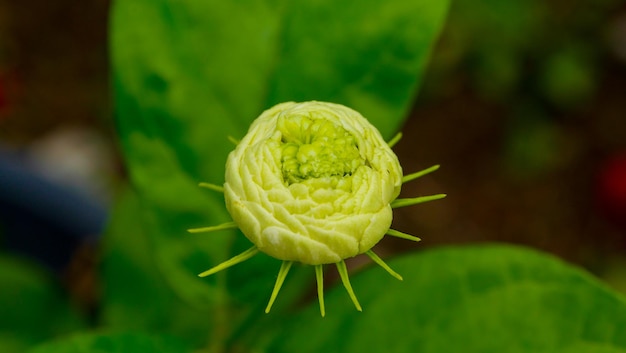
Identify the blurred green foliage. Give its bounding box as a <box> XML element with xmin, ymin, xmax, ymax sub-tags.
<box><xmin>428</xmin><ymin>0</ymin><xmax>618</xmax><ymax>106</ymax></box>
<box><xmin>0</xmin><ymin>255</ymin><xmax>86</xmax><ymax>351</ymax></box>
<box><xmin>419</xmin><ymin>0</ymin><xmax>622</xmax><ymax>189</ymax></box>
<box><xmin>28</xmin><ymin>332</ymin><xmax>190</xmax><ymax>353</ymax></box>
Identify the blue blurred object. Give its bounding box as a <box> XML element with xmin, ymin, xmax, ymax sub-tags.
<box><xmin>0</xmin><ymin>148</ymin><xmax>107</xmax><ymax>272</ymax></box>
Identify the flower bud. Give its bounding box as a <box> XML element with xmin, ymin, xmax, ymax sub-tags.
<box><xmin>224</xmin><ymin>101</ymin><xmax>403</xmax><ymax>265</ymax></box>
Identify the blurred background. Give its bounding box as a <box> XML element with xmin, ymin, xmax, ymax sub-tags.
<box><xmin>0</xmin><ymin>0</ymin><xmax>625</xmax><ymax>309</ymax></box>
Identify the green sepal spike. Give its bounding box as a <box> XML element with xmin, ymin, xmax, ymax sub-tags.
<box><xmin>198</xmin><ymin>182</ymin><xmax>224</xmax><ymax>193</ymax></box>
<box><xmin>402</xmin><ymin>164</ymin><xmax>440</xmax><ymax>184</ymax></box>
<box><xmin>265</xmin><ymin>261</ymin><xmax>293</xmax><ymax>313</ymax></box>
<box><xmin>315</xmin><ymin>265</ymin><xmax>326</xmax><ymax>317</ymax></box>
<box><xmin>198</xmin><ymin>246</ymin><xmax>259</xmax><ymax>277</ymax></box>
<box><xmin>336</xmin><ymin>260</ymin><xmax>362</xmax><ymax>312</ymax></box>
<box><xmin>365</xmin><ymin>250</ymin><xmax>403</xmax><ymax>280</ymax></box>
<box><xmin>391</xmin><ymin>194</ymin><xmax>447</xmax><ymax>208</ymax></box>
<box><xmin>187</xmin><ymin>221</ymin><xmax>238</xmax><ymax>234</ymax></box>
<box><xmin>387</xmin><ymin>132</ymin><xmax>403</xmax><ymax>148</ymax></box>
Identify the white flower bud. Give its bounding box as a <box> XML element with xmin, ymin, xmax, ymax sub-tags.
<box><xmin>224</xmin><ymin>101</ymin><xmax>403</xmax><ymax>265</ymax></box>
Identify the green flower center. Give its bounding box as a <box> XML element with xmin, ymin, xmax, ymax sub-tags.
<box><xmin>278</xmin><ymin>115</ymin><xmax>364</xmax><ymax>185</ymax></box>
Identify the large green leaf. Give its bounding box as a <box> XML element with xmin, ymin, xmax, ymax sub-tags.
<box><xmin>99</xmin><ymin>189</ymin><xmax>214</xmax><ymax>347</ymax></box>
<box><xmin>0</xmin><ymin>254</ymin><xmax>86</xmax><ymax>352</ymax></box>
<box><xmin>268</xmin><ymin>245</ymin><xmax>626</xmax><ymax>353</ymax></box>
<box><xmin>109</xmin><ymin>0</ymin><xmax>449</xmax><ymax>344</ymax></box>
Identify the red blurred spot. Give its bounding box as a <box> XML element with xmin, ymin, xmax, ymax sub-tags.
<box><xmin>596</xmin><ymin>153</ymin><xmax>626</xmax><ymax>230</ymax></box>
<box><xmin>0</xmin><ymin>75</ymin><xmax>6</xmax><ymax>113</ymax></box>
<box><xmin>0</xmin><ymin>70</ymin><xmax>19</xmax><ymax>121</ymax></box>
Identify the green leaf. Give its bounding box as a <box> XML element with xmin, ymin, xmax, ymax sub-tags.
<box><xmin>28</xmin><ymin>332</ymin><xmax>190</xmax><ymax>353</ymax></box>
<box><xmin>269</xmin><ymin>245</ymin><xmax>626</xmax><ymax>353</ymax></box>
<box><xmin>99</xmin><ymin>188</ymin><xmax>214</xmax><ymax>347</ymax></box>
<box><xmin>110</xmin><ymin>0</ymin><xmax>449</xmax><ymax>341</ymax></box>
<box><xmin>264</xmin><ymin>0</ymin><xmax>450</xmax><ymax>138</ymax></box>
<box><xmin>0</xmin><ymin>254</ymin><xmax>86</xmax><ymax>350</ymax></box>
<box><xmin>111</xmin><ymin>0</ymin><xmax>281</xmax><ymax>319</ymax></box>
